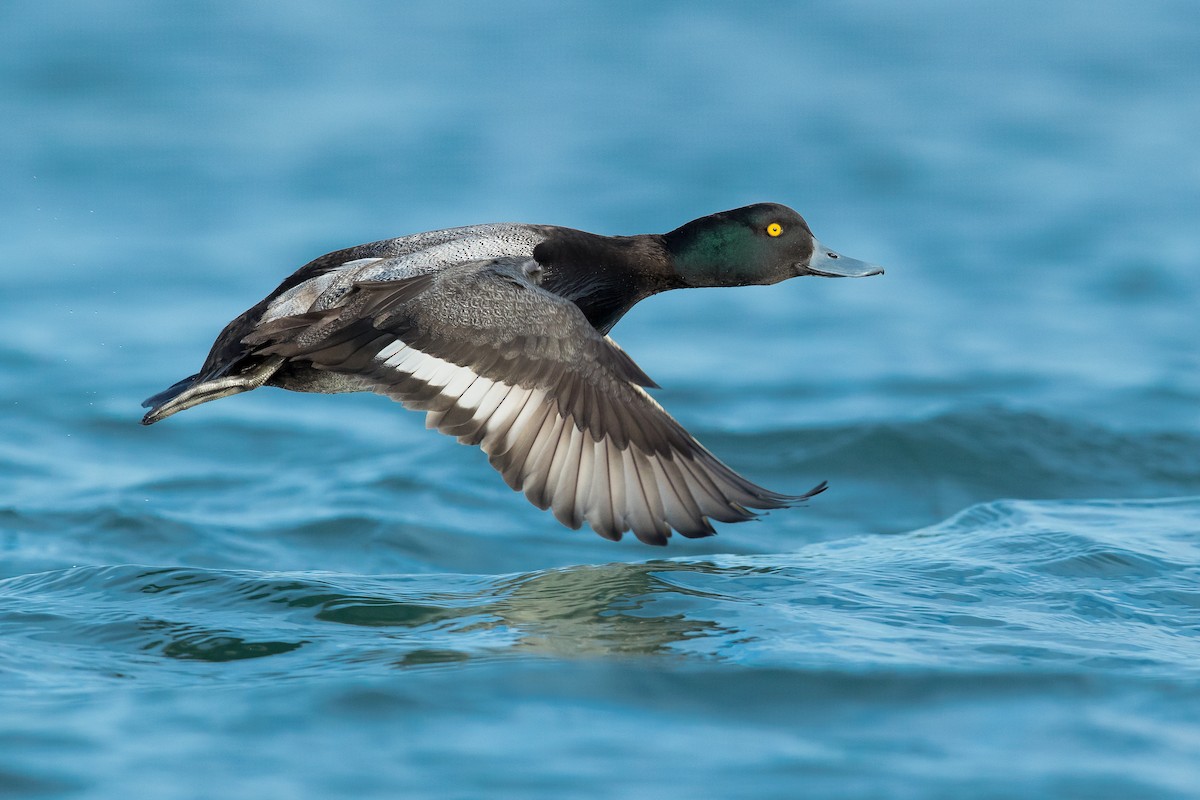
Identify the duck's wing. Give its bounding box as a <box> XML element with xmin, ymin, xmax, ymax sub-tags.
<box><xmin>243</xmin><ymin>258</ymin><xmax>825</xmax><ymax>545</ymax></box>
<box><xmin>142</xmin><ymin>224</ymin><xmax>554</xmax><ymax>424</ymax></box>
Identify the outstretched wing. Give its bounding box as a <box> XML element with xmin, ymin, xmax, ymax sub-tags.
<box><xmin>243</xmin><ymin>258</ymin><xmax>824</xmax><ymax>544</ymax></box>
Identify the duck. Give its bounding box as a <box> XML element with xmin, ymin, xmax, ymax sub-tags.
<box><xmin>142</xmin><ymin>203</ymin><xmax>883</xmax><ymax>545</ymax></box>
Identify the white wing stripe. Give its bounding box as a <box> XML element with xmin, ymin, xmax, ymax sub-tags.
<box><xmin>406</xmin><ymin>351</ymin><xmax>455</xmax><ymax>387</ymax></box>
<box><xmin>471</xmin><ymin>382</ymin><xmax>515</xmax><ymax>429</ymax></box>
<box><xmin>376</xmin><ymin>340</ymin><xmax>407</xmax><ymax>362</ymax></box>
<box><xmin>607</xmin><ymin>438</ymin><xmax>627</xmax><ymax>534</ymax></box>
<box><xmin>511</xmin><ymin>399</ymin><xmax>556</xmax><ymax>483</ymax></box>
<box><xmin>499</xmin><ymin>389</ymin><xmax>551</xmax><ymax>459</ymax></box>
<box><xmin>437</xmin><ymin>368</ymin><xmax>482</xmax><ymax>407</ymax></box>
<box><xmin>632</xmin><ymin>449</ymin><xmax>668</xmax><ymax>538</ymax></box>
<box><xmin>539</xmin><ymin>413</ymin><xmax>571</xmax><ymax>484</ymax></box>
<box><xmin>550</xmin><ymin>425</ymin><xmax>584</xmax><ymax>528</ymax></box>
<box><xmin>574</xmin><ymin>433</ymin><xmax>596</xmax><ymax>530</ymax></box>
<box><xmin>455</xmin><ymin>373</ymin><xmax>495</xmax><ymax>412</ymax></box>
<box><xmin>363</xmin><ymin>335</ymin><xmax>787</xmax><ymax>542</ymax></box>
<box><xmin>621</xmin><ymin>446</ymin><xmax>653</xmax><ymax>539</ymax></box>
<box><xmin>523</xmin><ymin>411</ymin><xmax>567</xmax><ymax>507</ymax></box>
<box><xmin>590</xmin><ymin>438</ymin><xmax>614</xmax><ymax>538</ymax></box>
<box><xmin>383</xmin><ymin>346</ymin><xmax>424</xmax><ymax>373</ymax></box>
<box><xmin>480</xmin><ymin>387</ymin><xmax>538</xmax><ymax>455</ymax></box>
<box><xmin>655</xmin><ymin>454</ymin><xmax>705</xmax><ymax>529</ymax></box>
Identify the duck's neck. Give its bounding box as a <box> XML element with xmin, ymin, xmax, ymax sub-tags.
<box><xmin>534</xmin><ymin>230</ymin><xmax>681</xmax><ymax>334</ymax></box>
<box><xmin>661</xmin><ymin>219</ymin><xmax>763</xmax><ymax>287</ymax></box>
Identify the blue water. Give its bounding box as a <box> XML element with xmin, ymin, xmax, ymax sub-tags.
<box><xmin>3</xmin><ymin>1</ymin><xmax>1200</xmax><ymax>797</ymax></box>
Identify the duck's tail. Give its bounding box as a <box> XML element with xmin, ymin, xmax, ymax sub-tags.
<box><xmin>140</xmin><ymin>356</ymin><xmax>285</xmax><ymax>425</ymax></box>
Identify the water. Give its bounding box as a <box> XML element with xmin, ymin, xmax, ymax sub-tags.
<box><xmin>3</xmin><ymin>1</ymin><xmax>1199</xmax><ymax>797</ymax></box>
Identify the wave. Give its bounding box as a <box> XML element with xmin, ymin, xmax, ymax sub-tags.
<box><xmin>3</xmin><ymin>496</ymin><xmax>1198</xmax><ymax>695</ymax></box>
<box><xmin>729</xmin><ymin>405</ymin><xmax>1200</xmax><ymax>496</ymax></box>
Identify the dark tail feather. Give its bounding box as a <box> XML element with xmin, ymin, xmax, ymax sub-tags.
<box><xmin>141</xmin><ymin>374</ymin><xmax>200</xmax><ymax>410</ymax></box>
<box><xmin>140</xmin><ymin>356</ymin><xmax>285</xmax><ymax>425</ymax></box>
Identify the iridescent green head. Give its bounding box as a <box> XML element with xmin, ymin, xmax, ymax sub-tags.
<box><xmin>663</xmin><ymin>203</ymin><xmax>883</xmax><ymax>287</ymax></box>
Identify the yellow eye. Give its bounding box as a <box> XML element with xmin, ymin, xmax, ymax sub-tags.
<box><xmin>766</xmin><ymin>222</ymin><xmax>783</xmax><ymax>237</ymax></box>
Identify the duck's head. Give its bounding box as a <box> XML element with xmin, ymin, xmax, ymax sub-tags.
<box><xmin>663</xmin><ymin>203</ymin><xmax>883</xmax><ymax>287</ymax></box>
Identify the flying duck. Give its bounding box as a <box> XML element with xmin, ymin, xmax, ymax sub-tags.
<box><xmin>142</xmin><ymin>203</ymin><xmax>883</xmax><ymax>545</ymax></box>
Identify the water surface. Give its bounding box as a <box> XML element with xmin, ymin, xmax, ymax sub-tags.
<box><xmin>2</xmin><ymin>2</ymin><xmax>1199</xmax><ymax>798</ymax></box>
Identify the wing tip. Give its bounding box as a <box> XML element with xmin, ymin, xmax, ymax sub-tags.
<box><xmin>745</xmin><ymin>479</ymin><xmax>828</xmax><ymax>509</ymax></box>
<box><xmin>791</xmin><ymin>479</ymin><xmax>829</xmax><ymax>503</ymax></box>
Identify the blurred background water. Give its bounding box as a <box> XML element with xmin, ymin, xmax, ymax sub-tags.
<box><xmin>2</xmin><ymin>1</ymin><xmax>1199</xmax><ymax>797</ymax></box>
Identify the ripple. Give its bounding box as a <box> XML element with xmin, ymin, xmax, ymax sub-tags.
<box><xmin>3</xmin><ymin>497</ymin><xmax>1199</xmax><ymax>694</ymax></box>
<box><xmin>791</xmin><ymin>407</ymin><xmax>1200</xmax><ymax>499</ymax></box>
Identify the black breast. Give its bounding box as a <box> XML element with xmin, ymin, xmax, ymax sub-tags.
<box><xmin>533</xmin><ymin>229</ymin><xmax>679</xmax><ymax>334</ymax></box>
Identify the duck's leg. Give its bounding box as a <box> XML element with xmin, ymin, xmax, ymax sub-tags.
<box><xmin>140</xmin><ymin>355</ymin><xmax>285</xmax><ymax>425</ymax></box>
